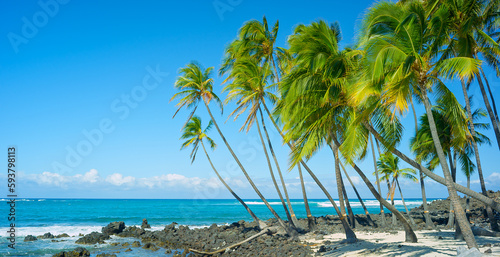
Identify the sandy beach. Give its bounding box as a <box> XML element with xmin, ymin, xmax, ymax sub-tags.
<box><xmin>304</xmin><ymin>229</ymin><xmax>500</xmax><ymax>256</ymax></box>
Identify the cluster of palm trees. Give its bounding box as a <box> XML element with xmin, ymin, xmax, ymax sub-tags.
<box><xmin>172</xmin><ymin>0</ymin><xmax>500</xmax><ymax>249</ymax></box>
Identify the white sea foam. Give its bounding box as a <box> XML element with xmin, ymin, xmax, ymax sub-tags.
<box><xmin>0</xmin><ymin>225</ymin><xmax>103</xmax><ymax>237</ymax></box>
<box><xmin>316</xmin><ymin>200</ymin><xmax>423</xmax><ymax>208</ymax></box>
<box><xmin>244</xmin><ymin>201</ymin><xmax>282</xmax><ymax>205</ymax></box>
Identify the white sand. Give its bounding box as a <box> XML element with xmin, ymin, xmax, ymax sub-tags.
<box><xmin>302</xmin><ymin>229</ymin><xmax>500</xmax><ymax>256</ymax></box>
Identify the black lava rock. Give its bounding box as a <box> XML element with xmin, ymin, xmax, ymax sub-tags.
<box><xmin>102</xmin><ymin>221</ymin><xmax>125</xmax><ymax>235</ymax></box>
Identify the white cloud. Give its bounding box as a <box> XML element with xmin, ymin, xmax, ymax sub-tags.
<box><xmin>75</xmin><ymin>169</ymin><xmax>100</xmax><ymax>183</ymax></box>
<box><xmin>486</xmin><ymin>172</ymin><xmax>500</xmax><ymax>187</ymax></box>
<box><xmin>22</xmin><ymin>169</ymin><xmax>241</xmax><ymax>191</ymax></box>
<box><xmin>105</xmin><ymin>173</ymin><xmax>136</xmax><ymax>186</ymax></box>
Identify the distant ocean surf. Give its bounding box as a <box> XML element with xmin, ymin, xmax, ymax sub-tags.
<box><xmin>1</xmin><ymin>198</ymin><xmax>434</xmax><ymax>256</ymax></box>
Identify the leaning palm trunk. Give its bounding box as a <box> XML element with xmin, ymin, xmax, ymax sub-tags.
<box><xmin>261</xmin><ymin>102</ymin><xmax>354</xmax><ymax>236</ymax></box>
<box><xmin>370</xmin><ymin>135</ymin><xmax>386</xmax><ymax>227</ymax></box>
<box><xmin>300</xmin><ymin>160</ymin><xmax>357</xmax><ymax>242</ymax></box>
<box><xmin>201</xmin><ymin>141</ymin><xmax>266</xmax><ymax>229</ymax></box>
<box><xmin>479</xmin><ymin>67</ymin><xmax>499</xmax><ymax>123</ymax></box>
<box><xmin>340</xmin><ymin>161</ymin><xmax>376</xmax><ymax>227</ymax></box>
<box><xmin>258</xmin><ymin>108</ymin><xmax>299</xmax><ymax>227</ymax></box>
<box><xmin>298</xmin><ymin>163</ymin><xmax>315</xmax><ymax>230</ymax></box>
<box><xmin>460</xmin><ymin>78</ymin><xmax>500</xmax><ymax>232</ymax></box>
<box><xmin>366</xmin><ymin>123</ymin><xmax>500</xmax><ymax>213</ymax></box>
<box><xmin>255</xmin><ymin>116</ymin><xmax>295</xmax><ymax>228</ymax></box>
<box><xmin>331</xmin><ymin>143</ymin><xmax>347</xmax><ymax>219</ymax></box>
<box><xmin>340</xmin><ymin>173</ymin><xmax>356</xmax><ymax>227</ymax></box>
<box><xmin>203</xmin><ymin>101</ymin><xmax>294</xmax><ymax>236</ymax></box>
<box><xmin>475</xmin><ymin>58</ymin><xmax>500</xmax><ymax>150</ymax></box>
<box><xmin>447</xmin><ymin>154</ymin><xmax>457</xmax><ymax>229</ymax></box>
<box><xmin>332</xmin><ymin>139</ymin><xmax>417</xmax><ymax>242</ymax></box>
<box><xmin>418</xmin><ymin>86</ymin><xmax>477</xmax><ymax>248</ymax></box>
<box><xmin>419</xmin><ymin>170</ymin><xmax>435</xmax><ymax>229</ymax></box>
<box><xmin>410</xmin><ymin>98</ymin><xmax>435</xmax><ymax>229</ymax></box>
<box><xmin>389</xmin><ymin>179</ymin><xmax>397</xmax><ymax>225</ymax></box>
<box><xmin>396</xmin><ymin>178</ymin><xmax>416</xmax><ymax>227</ymax></box>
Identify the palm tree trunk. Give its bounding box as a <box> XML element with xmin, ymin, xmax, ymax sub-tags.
<box><xmin>300</xmin><ymin>160</ymin><xmax>357</xmax><ymax>242</ymax></box>
<box><xmin>370</xmin><ymin>135</ymin><xmax>386</xmax><ymax>226</ymax></box>
<box><xmin>331</xmin><ymin>139</ymin><xmax>417</xmax><ymax>242</ymax></box>
<box><xmin>203</xmin><ymin>100</ymin><xmax>294</xmax><ymax>236</ymax></box>
<box><xmin>201</xmin><ymin>141</ymin><xmax>266</xmax><ymax>229</ymax></box>
<box><xmin>258</xmin><ymin>108</ymin><xmax>299</xmax><ymax>227</ymax></box>
<box><xmin>298</xmin><ymin>163</ymin><xmax>316</xmax><ymax>230</ymax></box>
<box><xmin>389</xmin><ymin>178</ymin><xmax>397</xmax><ymax>225</ymax></box>
<box><xmin>340</xmin><ymin>161</ymin><xmax>376</xmax><ymax>227</ymax></box>
<box><xmin>260</xmin><ymin>102</ymin><xmax>356</xmax><ymax>241</ymax></box>
<box><xmin>365</xmin><ymin>122</ymin><xmax>500</xmax><ymax>213</ymax></box>
<box><xmin>410</xmin><ymin>97</ymin><xmax>435</xmax><ymax>229</ymax></box>
<box><xmin>466</xmin><ymin>175</ymin><xmax>471</xmax><ymax>216</ymax></box>
<box><xmin>331</xmin><ymin>143</ymin><xmax>347</xmax><ymax>219</ymax></box>
<box><xmin>417</xmin><ymin>85</ymin><xmax>477</xmax><ymax>248</ymax></box>
<box><xmin>396</xmin><ymin>178</ymin><xmax>416</xmax><ymax>227</ymax></box>
<box><xmin>460</xmin><ymin>78</ymin><xmax>500</xmax><ymax>232</ymax></box>
<box><xmin>475</xmin><ymin>61</ymin><xmax>500</xmax><ymax>150</ymax></box>
<box><xmin>419</xmin><ymin>170</ymin><xmax>435</xmax><ymax>229</ymax></box>
<box><xmin>447</xmin><ymin>153</ymin><xmax>456</xmax><ymax>229</ymax></box>
<box><xmin>480</xmin><ymin>66</ymin><xmax>499</xmax><ymax>122</ymax></box>
<box><xmin>340</xmin><ymin>172</ymin><xmax>356</xmax><ymax>228</ymax></box>
<box><xmin>255</xmin><ymin>116</ymin><xmax>295</xmax><ymax>228</ymax></box>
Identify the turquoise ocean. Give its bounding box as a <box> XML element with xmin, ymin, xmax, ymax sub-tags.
<box><xmin>1</xmin><ymin>198</ymin><xmax>435</xmax><ymax>256</ymax></box>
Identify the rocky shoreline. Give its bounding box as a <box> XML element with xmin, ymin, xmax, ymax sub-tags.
<box><xmin>24</xmin><ymin>191</ymin><xmax>500</xmax><ymax>257</ymax></box>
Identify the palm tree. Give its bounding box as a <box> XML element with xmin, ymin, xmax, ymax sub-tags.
<box><xmin>221</xmin><ymin>17</ymin><xmax>301</xmax><ymax>227</ymax></box>
<box><xmin>360</xmin><ymin>1</ymin><xmax>481</xmax><ymax>248</ymax></box>
<box><xmin>411</xmin><ymin>92</ymin><xmax>491</xmax><ymax>231</ymax></box>
<box><xmin>426</xmin><ymin>0</ymin><xmax>500</xmax><ymax>149</ymax></box>
<box><xmin>278</xmin><ymin>20</ymin><xmax>359</xmax><ymax>242</ymax></box>
<box><xmin>171</xmin><ymin>62</ymin><xmax>294</xmax><ymax>236</ymax></box>
<box><xmin>180</xmin><ymin>116</ymin><xmax>265</xmax><ymax>228</ymax></box>
<box><xmin>377</xmin><ymin>152</ymin><xmax>418</xmax><ymax>227</ymax></box>
<box><xmin>222</xmin><ymin>58</ymin><xmax>299</xmax><ymax>228</ymax></box>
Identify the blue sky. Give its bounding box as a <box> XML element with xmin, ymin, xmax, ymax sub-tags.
<box><xmin>1</xmin><ymin>0</ymin><xmax>499</xmax><ymax>200</ymax></box>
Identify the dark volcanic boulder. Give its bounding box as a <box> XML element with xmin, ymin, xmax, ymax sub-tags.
<box><xmin>102</xmin><ymin>221</ymin><xmax>125</xmax><ymax>235</ymax></box>
<box><xmin>141</xmin><ymin>218</ymin><xmax>151</xmax><ymax>229</ymax></box>
<box><xmin>75</xmin><ymin>232</ymin><xmax>110</xmax><ymax>244</ymax></box>
<box><xmin>117</xmin><ymin>226</ymin><xmax>145</xmax><ymax>237</ymax></box>
<box><xmin>24</xmin><ymin>235</ymin><xmax>37</xmax><ymax>242</ymax></box>
<box><xmin>56</xmin><ymin>233</ymin><xmax>70</xmax><ymax>238</ymax></box>
<box><xmin>52</xmin><ymin>247</ymin><xmax>90</xmax><ymax>257</ymax></box>
<box><xmin>38</xmin><ymin>232</ymin><xmax>55</xmax><ymax>239</ymax></box>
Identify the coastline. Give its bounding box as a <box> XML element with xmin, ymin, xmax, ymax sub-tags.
<box><xmin>12</xmin><ymin>194</ymin><xmax>500</xmax><ymax>256</ymax></box>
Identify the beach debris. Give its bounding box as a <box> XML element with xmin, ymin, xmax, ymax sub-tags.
<box><xmin>141</xmin><ymin>218</ymin><xmax>151</xmax><ymax>229</ymax></box>
<box><xmin>471</xmin><ymin>226</ymin><xmax>500</xmax><ymax>237</ymax></box>
<box><xmin>23</xmin><ymin>235</ymin><xmax>37</xmax><ymax>242</ymax></box>
<box><xmin>188</xmin><ymin>226</ymin><xmax>277</xmax><ymax>255</ymax></box>
<box><xmin>456</xmin><ymin>246</ymin><xmax>482</xmax><ymax>257</ymax></box>
<box><xmin>52</xmin><ymin>247</ymin><xmax>90</xmax><ymax>257</ymax></box>
<box><xmin>102</xmin><ymin>221</ymin><xmax>125</xmax><ymax>235</ymax></box>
